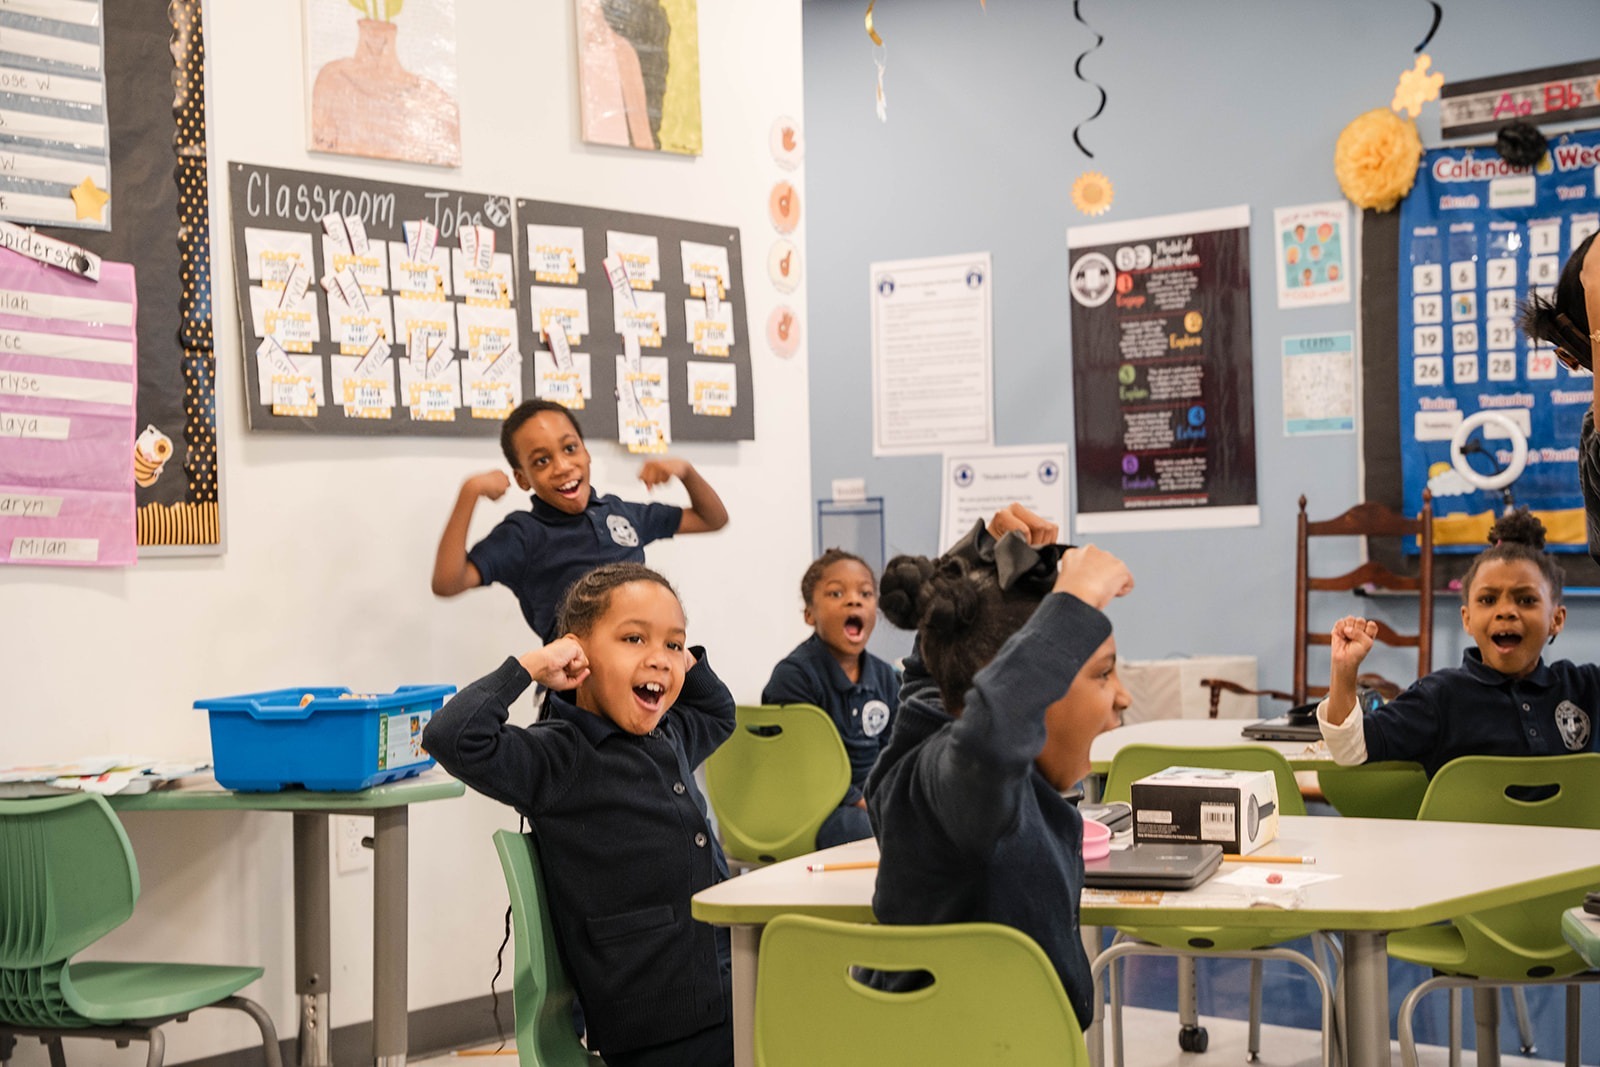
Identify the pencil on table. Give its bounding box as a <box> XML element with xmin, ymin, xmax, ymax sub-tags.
<box><xmin>806</xmin><ymin>860</ymin><xmax>879</xmax><ymax>872</ymax></box>
<box><xmin>1221</xmin><ymin>854</ymin><xmax>1316</xmax><ymax>865</ymax></box>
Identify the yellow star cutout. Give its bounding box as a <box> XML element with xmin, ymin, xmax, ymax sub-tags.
<box><xmin>1392</xmin><ymin>54</ymin><xmax>1444</xmax><ymax>119</ymax></box>
<box><xmin>70</xmin><ymin>176</ymin><xmax>110</xmax><ymax>221</ymax></box>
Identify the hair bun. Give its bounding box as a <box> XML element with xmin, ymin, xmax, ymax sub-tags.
<box><xmin>1488</xmin><ymin>507</ymin><xmax>1547</xmax><ymax>551</ymax></box>
<box><xmin>920</xmin><ymin>565</ymin><xmax>985</xmax><ymax>640</ymax></box>
<box><xmin>880</xmin><ymin>554</ymin><xmax>936</xmax><ymax>630</ymax></box>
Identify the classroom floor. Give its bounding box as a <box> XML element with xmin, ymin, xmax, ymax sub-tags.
<box><xmin>414</xmin><ymin>1006</ymin><xmax>1570</xmax><ymax>1066</ymax></box>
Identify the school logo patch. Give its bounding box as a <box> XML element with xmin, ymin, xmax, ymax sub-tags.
<box><xmin>861</xmin><ymin>699</ymin><xmax>891</xmax><ymax>738</ymax></box>
<box><xmin>1554</xmin><ymin>700</ymin><xmax>1591</xmax><ymax>751</ymax></box>
<box><xmin>606</xmin><ymin>515</ymin><xmax>640</xmax><ymax>547</ymax></box>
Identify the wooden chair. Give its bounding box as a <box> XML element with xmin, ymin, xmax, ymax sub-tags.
<box><xmin>1201</xmin><ymin>491</ymin><xmax>1435</xmax><ymax>714</ymax></box>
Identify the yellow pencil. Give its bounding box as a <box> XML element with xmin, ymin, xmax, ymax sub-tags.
<box><xmin>1222</xmin><ymin>854</ymin><xmax>1316</xmax><ymax>865</ymax></box>
<box><xmin>806</xmin><ymin>860</ymin><xmax>879</xmax><ymax>872</ymax></box>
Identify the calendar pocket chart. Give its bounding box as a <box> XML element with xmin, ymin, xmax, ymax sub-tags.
<box><xmin>1397</xmin><ymin>127</ymin><xmax>1600</xmax><ymax>552</ymax></box>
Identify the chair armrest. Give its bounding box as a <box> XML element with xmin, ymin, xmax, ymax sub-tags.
<box><xmin>1198</xmin><ymin>678</ymin><xmax>1297</xmax><ymax>719</ymax></box>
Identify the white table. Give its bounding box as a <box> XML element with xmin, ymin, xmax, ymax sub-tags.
<box><xmin>692</xmin><ymin>817</ymin><xmax>1600</xmax><ymax>1067</ymax></box>
<box><xmin>1088</xmin><ymin>718</ymin><xmax>1334</xmax><ymax>774</ymax></box>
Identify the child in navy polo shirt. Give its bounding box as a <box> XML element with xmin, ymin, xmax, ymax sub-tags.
<box><xmin>1319</xmin><ymin>509</ymin><xmax>1599</xmax><ymax>774</ymax></box>
<box><xmin>761</xmin><ymin>549</ymin><xmax>900</xmax><ymax>849</ymax></box>
<box><xmin>432</xmin><ymin>399</ymin><xmax>728</xmax><ymax>644</ymax></box>
<box><xmin>867</xmin><ymin>504</ymin><xmax>1134</xmax><ymax>1030</ymax></box>
<box><xmin>423</xmin><ymin>563</ymin><xmax>735</xmax><ymax>1067</ymax></box>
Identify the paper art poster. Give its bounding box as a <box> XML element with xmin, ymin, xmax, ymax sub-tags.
<box><xmin>576</xmin><ymin>0</ymin><xmax>702</xmax><ymax>156</ymax></box>
<box><xmin>1274</xmin><ymin>201</ymin><xmax>1350</xmax><ymax>308</ymax></box>
<box><xmin>304</xmin><ymin>0</ymin><xmax>462</xmax><ymax>168</ymax></box>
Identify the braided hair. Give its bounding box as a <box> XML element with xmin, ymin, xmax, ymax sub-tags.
<box><xmin>1459</xmin><ymin>508</ymin><xmax>1566</xmax><ymax>606</ymax></box>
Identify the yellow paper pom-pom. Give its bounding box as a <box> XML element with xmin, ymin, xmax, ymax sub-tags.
<box><xmin>1334</xmin><ymin>108</ymin><xmax>1423</xmax><ymax>212</ymax></box>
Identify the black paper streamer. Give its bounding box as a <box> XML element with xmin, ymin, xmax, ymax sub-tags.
<box><xmin>1072</xmin><ymin>0</ymin><xmax>1106</xmax><ymax>159</ymax></box>
<box><xmin>1414</xmin><ymin>1</ymin><xmax>1442</xmax><ymax>52</ymax></box>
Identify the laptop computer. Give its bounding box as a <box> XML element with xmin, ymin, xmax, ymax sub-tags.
<box><xmin>1240</xmin><ymin>712</ymin><xmax>1324</xmax><ymax>742</ymax></box>
<box><xmin>1083</xmin><ymin>843</ymin><xmax>1224</xmax><ymax>890</ymax></box>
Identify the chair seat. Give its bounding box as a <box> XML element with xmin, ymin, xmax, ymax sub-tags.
<box><xmin>61</xmin><ymin>961</ymin><xmax>264</xmax><ymax>1023</ymax></box>
<box><xmin>1119</xmin><ymin>924</ymin><xmax>1321</xmax><ymax>953</ymax></box>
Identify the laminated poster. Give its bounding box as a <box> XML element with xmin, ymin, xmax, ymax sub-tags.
<box><xmin>1067</xmin><ymin>206</ymin><xmax>1260</xmax><ymax>533</ymax></box>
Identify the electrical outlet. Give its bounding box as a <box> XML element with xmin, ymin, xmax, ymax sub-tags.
<box><xmin>335</xmin><ymin>815</ymin><xmax>371</xmax><ymax>874</ymax></box>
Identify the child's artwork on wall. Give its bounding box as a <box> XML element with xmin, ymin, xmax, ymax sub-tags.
<box><xmin>576</xmin><ymin>0</ymin><xmax>702</xmax><ymax>156</ymax></box>
<box><xmin>304</xmin><ymin>0</ymin><xmax>462</xmax><ymax>168</ymax></box>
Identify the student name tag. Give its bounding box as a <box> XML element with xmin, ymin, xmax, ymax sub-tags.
<box><xmin>603</xmin><ymin>253</ymin><xmax>635</xmax><ymax>308</ymax></box>
<box><xmin>482</xmin><ymin>345</ymin><xmax>520</xmax><ymax>383</ymax></box>
<box><xmin>474</xmin><ymin>226</ymin><xmax>496</xmax><ymax>272</ymax></box>
<box><xmin>344</xmin><ymin>214</ymin><xmax>370</xmax><ymax>256</ymax></box>
<box><xmin>322</xmin><ymin>212</ymin><xmax>351</xmax><ymax>256</ymax></box>
<box><xmin>352</xmin><ymin>336</ymin><xmax>392</xmax><ymax>379</ymax></box>
<box><xmin>547</xmin><ymin>321</ymin><xmax>574</xmax><ymax>371</ymax></box>
<box><xmin>540</xmin><ymin>306</ymin><xmax>583</xmax><ymax>345</ymax></box>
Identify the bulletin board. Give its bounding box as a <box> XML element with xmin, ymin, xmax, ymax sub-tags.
<box><xmin>516</xmin><ymin>199</ymin><xmax>754</xmax><ymax>444</ymax></box>
<box><xmin>1360</xmin><ymin>127</ymin><xmax>1600</xmax><ymax>589</ymax></box>
<box><xmin>3</xmin><ymin>0</ymin><xmax>223</xmax><ymax>552</ymax></box>
<box><xmin>228</xmin><ymin>162</ymin><xmax>519</xmax><ymax>436</ymax></box>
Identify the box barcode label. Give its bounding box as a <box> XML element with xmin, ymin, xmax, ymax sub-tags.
<box><xmin>1200</xmin><ymin>802</ymin><xmax>1236</xmax><ymax>841</ymax></box>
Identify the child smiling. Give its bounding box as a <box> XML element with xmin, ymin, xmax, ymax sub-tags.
<box><xmin>762</xmin><ymin>549</ymin><xmax>900</xmax><ymax>849</ymax></box>
<box><xmin>1319</xmin><ymin>509</ymin><xmax>1600</xmax><ymax>774</ymax></box>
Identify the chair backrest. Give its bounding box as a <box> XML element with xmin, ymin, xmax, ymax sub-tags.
<box><xmin>1100</xmin><ymin>743</ymin><xmax>1307</xmax><ymax>816</ymax></box>
<box><xmin>0</xmin><ymin>794</ymin><xmax>140</xmax><ymax>1028</ymax></box>
<box><xmin>491</xmin><ymin>830</ymin><xmax>603</xmax><ymax>1067</ymax></box>
<box><xmin>754</xmin><ymin>915</ymin><xmax>1087</xmax><ymax>1067</ymax></box>
<box><xmin>0</xmin><ymin>794</ymin><xmax>138</xmax><ymax>970</ymax></box>
<box><xmin>705</xmin><ymin>704</ymin><xmax>852</xmax><ymax>864</ymax></box>
<box><xmin>1415</xmin><ymin>754</ymin><xmax>1600</xmax><ymax>980</ymax></box>
<box><xmin>1314</xmin><ymin>762</ymin><xmax>1431</xmax><ymax>819</ymax></box>
<box><xmin>1292</xmin><ymin>492</ymin><xmax>1435</xmax><ymax>704</ymax></box>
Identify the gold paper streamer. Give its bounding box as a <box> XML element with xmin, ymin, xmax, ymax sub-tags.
<box><xmin>865</xmin><ymin>0</ymin><xmax>882</xmax><ymax>45</ymax></box>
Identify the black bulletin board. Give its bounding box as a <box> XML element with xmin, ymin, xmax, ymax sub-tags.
<box><xmin>516</xmin><ymin>198</ymin><xmax>755</xmax><ymax>443</ymax></box>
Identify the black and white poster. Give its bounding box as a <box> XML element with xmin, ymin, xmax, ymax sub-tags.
<box><xmin>1067</xmin><ymin>205</ymin><xmax>1259</xmax><ymax>533</ymax></box>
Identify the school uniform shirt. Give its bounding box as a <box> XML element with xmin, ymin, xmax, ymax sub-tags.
<box><xmin>866</xmin><ymin>594</ymin><xmax>1113</xmax><ymax>1029</ymax></box>
<box><xmin>421</xmin><ymin>653</ymin><xmax>733</xmax><ymax>1057</ymax></box>
<box><xmin>1316</xmin><ymin>647</ymin><xmax>1600</xmax><ymax>775</ymax></box>
<box><xmin>467</xmin><ymin>490</ymin><xmax>682</xmax><ymax>643</ymax></box>
<box><xmin>761</xmin><ymin>635</ymin><xmax>901</xmax><ymax>804</ymax></box>
<box><xmin>1581</xmin><ymin>410</ymin><xmax>1600</xmax><ymax>564</ymax></box>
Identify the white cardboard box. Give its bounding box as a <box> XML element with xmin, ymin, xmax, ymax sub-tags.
<box><xmin>1131</xmin><ymin>766</ymin><xmax>1280</xmax><ymax>855</ymax></box>
<box><xmin>1118</xmin><ymin>655</ymin><xmax>1260</xmax><ymax>724</ymax></box>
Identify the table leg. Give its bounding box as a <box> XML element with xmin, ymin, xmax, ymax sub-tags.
<box><xmin>292</xmin><ymin>814</ymin><xmax>332</xmax><ymax>1067</ymax></box>
<box><xmin>731</xmin><ymin>925</ymin><xmax>761</xmax><ymax>1067</ymax></box>
<box><xmin>1343</xmin><ymin>930</ymin><xmax>1391</xmax><ymax>1067</ymax></box>
<box><xmin>372</xmin><ymin>808</ymin><xmax>409</xmax><ymax>1067</ymax></box>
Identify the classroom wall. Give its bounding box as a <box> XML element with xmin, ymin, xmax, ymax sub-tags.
<box><xmin>801</xmin><ymin>0</ymin><xmax>1600</xmax><ymax>683</ymax></box>
<box><xmin>0</xmin><ymin>1</ymin><xmax>809</xmax><ymax>1063</ymax></box>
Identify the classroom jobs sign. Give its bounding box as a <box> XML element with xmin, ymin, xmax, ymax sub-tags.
<box><xmin>1066</xmin><ymin>206</ymin><xmax>1260</xmax><ymax>533</ymax></box>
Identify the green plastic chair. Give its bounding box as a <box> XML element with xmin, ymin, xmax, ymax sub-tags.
<box><xmin>491</xmin><ymin>830</ymin><xmax>604</xmax><ymax>1067</ymax></box>
<box><xmin>754</xmin><ymin>914</ymin><xmax>1088</xmax><ymax>1066</ymax></box>
<box><xmin>705</xmin><ymin>704</ymin><xmax>852</xmax><ymax>865</ymax></box>
<box><xmin>1315</xmin><ymin>761</ymin><xmax>1430</xmax><ymax>819</ymax></box>
<box><xmin>1393</xmin><ymin>754</ymin><xmax>1600</xmax><ymax>1067</ymax></box>
<box><xmin>0</xmin><ymin>794</ymin><xmax>281</xmax><ymax>1067</ymax></box>
<box><xmin>1096</xmin><ymin>744</ymin><xmax>1335</xmax><ymax>1066</ymax></box>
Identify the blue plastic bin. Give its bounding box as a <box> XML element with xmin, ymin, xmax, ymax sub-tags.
<box><xmin>195</xmin><ymin>684</ymin><xmax>457</xmax><ymax>792</ymax></box>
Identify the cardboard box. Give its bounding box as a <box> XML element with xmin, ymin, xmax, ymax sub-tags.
<box><xmin>1131</xmin><ymin>767</ymin><xmax>1280</xmax><ymax>855</ymax></box>
<box><xmin>1118</xmin><ymin>655</ymin><xmax>1260</xmax><ymax>724</ymax></box>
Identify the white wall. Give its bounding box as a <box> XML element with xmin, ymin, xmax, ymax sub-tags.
<box><xmin>0</xmin><ymin>0</ymin><xmax>810</xmax><ymax>1062</ymax></box>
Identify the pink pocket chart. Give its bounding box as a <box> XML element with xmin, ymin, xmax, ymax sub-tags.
<box><xmin>0</xmin><ymin>247</ymin><xmax>137</xmax><ymax>566</ymax></box>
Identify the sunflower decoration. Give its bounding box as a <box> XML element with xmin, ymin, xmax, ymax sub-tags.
<box><xmin>1335</xmin><ymin>108</ymin><xmax>1423</xmax><ymax>212</ymax></box>
<box><xmin>1071</xmin><ymin>172</ymin><xmax>1114</xmax><ymax>217</ymax></box>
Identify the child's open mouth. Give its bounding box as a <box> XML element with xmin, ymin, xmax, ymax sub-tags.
<box><xmin>843</xmin><ymin>615</ymin><xmax>865</xmax><ymax>641</ymax></box>
<box><xmin>633</xmin><ymin>681</ymin><xmax>665</xmax><ymax>711</ymax></box>
<box><xmin>1491</xmin><ymin>630</ymin><xmax>1523</xmax><ymax>652</ymax></box>
<box><xmin>555</xmin><ymin>478</ymin><xmax>583</xmax><ymax>498</ymax></box>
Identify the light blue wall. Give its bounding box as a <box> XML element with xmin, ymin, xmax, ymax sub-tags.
<box><xmin>802</xmin><ymin>0</ymin><xmax>1600</xmax><ymax>682</ymax></box>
